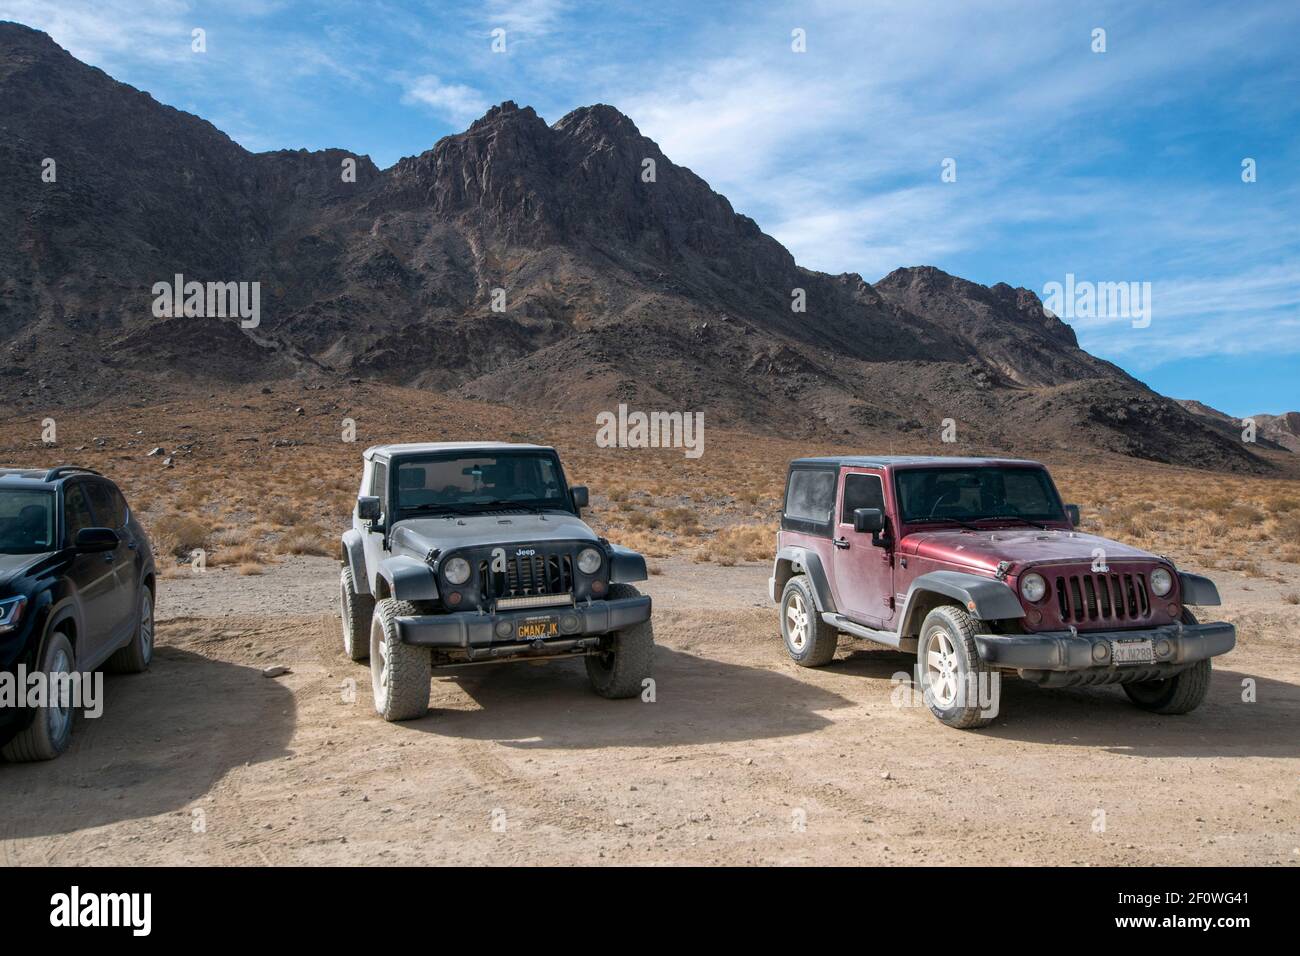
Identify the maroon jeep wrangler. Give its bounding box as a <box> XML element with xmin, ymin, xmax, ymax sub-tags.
<box><xmin>770</xmin><ymin>456</ymin><xmax>1236</xmax><ymax>728</ymax></box>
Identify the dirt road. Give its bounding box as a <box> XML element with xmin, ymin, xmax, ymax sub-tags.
<box><xmin>2</xmin><ymin>557</ymin><xmax>1297</xmax><ymax>865</ymax></box>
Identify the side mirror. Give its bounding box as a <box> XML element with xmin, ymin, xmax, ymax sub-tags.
<box><xmin>570</xmin><ymin>486</ymin><xmax>589</xmax><ymax>510</ymax></box>
<box><xmin>1065</xmin><ymin>504</ymin><xmax>1080</xmax><ymax>527</ymax></box>
<box><xmin>853</xmin><ymin>507</ymin><xmax>884</xmax><ymax>534</ymax></box>
<box><xmin>357</xmin><ymin>496</ymin><xmax>382</xmax><ymax>523</ymax></box>
<box><xmin>75</xmin><ymin>527</ymin><xmax>119</xmax><ymax>553</ymax></box>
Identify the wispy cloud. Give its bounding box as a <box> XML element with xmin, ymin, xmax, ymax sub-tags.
<box><xmin>483</xmin><ymin>0</ymin><xmax>567</xmax><ymax>39</ymax></box>
<box><xmin>399</xmin><ymin>73</ymin><xmax>488</xmax><ymax>125</ymax></box>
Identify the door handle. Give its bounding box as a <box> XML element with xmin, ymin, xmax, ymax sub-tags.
<box><xmin>833</xmin><ymin>537</ymin><xmax>850</xmax><ymax>550</ymax></box>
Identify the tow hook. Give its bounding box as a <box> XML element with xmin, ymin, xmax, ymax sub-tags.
<box><xmin>530</xmin><ymin>638</ymin><xmax>546</xmax><ymax>652</ymax></box>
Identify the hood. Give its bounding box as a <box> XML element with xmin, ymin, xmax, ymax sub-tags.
<box><xmin>389</xmin><ymin>512</ymin><xmax>599</xmax><ymax>556</ymax></box>
<box><xmin>900</xmin><ymin>527</ymin><xmax>1159</xmax><ymax>575</ymax></box>
<box><xmin>0</xmin><ymin>550</ymin><xmax>55</xmax><ymax>591</ymax></box>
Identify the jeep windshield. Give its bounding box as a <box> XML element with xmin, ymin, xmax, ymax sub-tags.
<box><xmin>894</xmin><ymin>466</ymin><xmax>1065</xmax><ymax>525</ymax></box>
<box><xmin>0</xmin><ymin>489</ymin><xmax>56</xmax><ymax>554</ymax></box>
<box><xmin>393</xmin><ymin>452</ymin><xmax>571</xmax><ymax>515</ymax></box>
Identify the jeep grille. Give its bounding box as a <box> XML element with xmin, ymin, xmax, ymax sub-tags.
<box><xmin>1054</xmin><ymin>570</ymin><xmax>1151</xmax><ymax>624</ymax></box>
<box><xmin>478</xmin><ymin>549</ymin><xmax>574</xmax><ymax>603</ymax></box>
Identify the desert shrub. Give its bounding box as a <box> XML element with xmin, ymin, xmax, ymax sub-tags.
<box><xmin>275</xmin><ymin>528</ymin><xmax>331</xmax><ymax>556</ymax></box>
<box><xmin>210</xmin><ymin>543</ymin><xmax>262</xmax><ymax>567</ymax></box>
<box><xmin>706</xmin><ymin>524</ymin><xmax>773</xmax><ymax>563</ymax></box>
<box><xmin>149</xmin><ymin>514</ymin><xmax>208</xmax><ymax>559</ymax></box>
<box><xmin>1225</xmin><ymin>504</ymin><xmax>1264</xmax><ymax>528</ymax></box>
<box><xmin>266</xmin><ymin>502</ymin><xmax>302</xmax><ymax>527</ymax></box>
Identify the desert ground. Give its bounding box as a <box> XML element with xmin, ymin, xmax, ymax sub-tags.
<box><xmin>1</xmin><ymin>384</ymin><xmax>1298</xmax><ymax>865</ymax></box>
<box><xmin>0</xmin><ymin>553</ymin><xmax>1298</xmax><ymax>866</ymax></box>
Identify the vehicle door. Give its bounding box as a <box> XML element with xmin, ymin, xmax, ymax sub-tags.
<box><xmin>85</xmin><ymin>479</ymin><xmax>138</xmax><ymax>642</ymax></box>
<box><xmin>831</xmin><ymin>468</ymin><xmax>896</xmax><ymax>628</ymax></box>
<box><xmin>62</xmin><ymin>480</ymin><xmax>118</xmax><ymax>662</ymax></box>
<box><xmin>361</xmin><ymin>458</ymin><xmax>390</xmax><ymax>593</ymax></box>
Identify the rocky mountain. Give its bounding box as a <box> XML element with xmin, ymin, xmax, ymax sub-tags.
<box><xmin>1176</xmin><ymin>401</ymin><xmax>1300</xmax><ymax>454</ymax></box>
<box><xmin>0</xmin><ymin>21</ymin><xmax>1274</xmax><ymax>471</ymax></box>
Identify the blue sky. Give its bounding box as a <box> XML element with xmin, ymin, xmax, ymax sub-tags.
<box><xmin>4</xmin><ymin>0</ymin><xmax>1298</xmax><ymax>415</ymax></box>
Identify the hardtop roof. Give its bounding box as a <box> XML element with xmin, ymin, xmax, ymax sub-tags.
<box><xmin>790</xmin><ymin>455</ymin><xmax>1046</xmax><ymax>469</ymax></box>
<box><xmin>364</xmin><ymin>441</ymin><xmax>555</xmax><ymax>459</ymax></box>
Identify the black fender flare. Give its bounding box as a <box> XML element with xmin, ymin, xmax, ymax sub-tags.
<box><xmin>1178</xmin><ymin>571</ymin><xmax>1222</xmax><ymax>606</ymax></box>
<box><xmin>375</xmin><ymin>555</ymin><xmax>439</xmax><ymax>603</ymax></box>
<box><xmin>340</xmin><ymin>529</ymin><xmax>370</xmax><ymax>596</ymax></box>
<box><xmin>35</xmin><ymin>592</ymin><xmax>81</xmax><ymax>667</ymax></box>
<box><xmin>773</xmin><ymin>546</ymin><xmax>837</xmax><ymax>613</ymax></box>
<box><xmin>608</xmin><ymin>544</ymin><xmax>648</xmax><ymax>584</ymax></box>
<box><xmin>899</xmin><ymin>570</ymin><xmax>1024</xmax><ymax>635</ymax></box>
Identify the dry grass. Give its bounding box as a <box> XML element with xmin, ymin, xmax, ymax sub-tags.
<box><xmin>7</xmin><ymin>381</ymin><xmax>1297</xmax><ymax>582</ymax></box>
<box><xmin>209</xmin><ymin>543</ymin><xmax>263</xmax><ymax>567</ymax></box>
<box><xmin>274</xmin><ymin>528</ymin><xmax>332</xmax><ymax>556</ymax></box>
<box><xmin>149</xmin><ymin>514</ymin><xmax>208</xmax><ymax>560</ymax></box>
<box><xmin>698</xmin><ymin>524</ymin><xmax>773</xmax><ymax>564</ymax></box>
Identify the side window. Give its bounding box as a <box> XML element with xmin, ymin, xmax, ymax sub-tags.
<box><xmin>63</xmin><ymin>483</ymin><xmax>95</xmax><ymax>541</ymax></box>
<box><xmin>85</xmin><ymin>482</ymin><xmax>126</xmax><ymax>528</ymax></box>
<box><xmin>782</xmin><ymin>467</ymin><xmax>838</xmax><ymax>536</ymax></box>
<box><xmin>841</xmin><ymin>474</ymin><xmax>885</xmax><ymax>524</ymax></box>
<box><xmin>370</xmin><ymin>462</ymin><xmax>389</xmax><ymax>514</ymax></box>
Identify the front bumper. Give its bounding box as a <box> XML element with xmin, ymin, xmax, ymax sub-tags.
<box><xmin>974</xmin><ymin>620</ymin><xmax>1235</xmax><ymax>687</ymax></box>
<box><xmin>396</xmin><ymin>594</ymin><xmax>651</xmax><ymax>659</ymax></box>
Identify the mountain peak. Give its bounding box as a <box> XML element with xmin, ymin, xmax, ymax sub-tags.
<box><xmin>466</xmin><ymin>100</ymin><xmax>545</xmax><ymax>133</ymax></box>
<box><xmin>554</xmin><ymin>103</ymin><xmax>642</xmax><ymax>138</ymax></box>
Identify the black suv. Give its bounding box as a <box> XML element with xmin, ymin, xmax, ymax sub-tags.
<box><xmin>0</xmin><ymin>466</ymin><xmax>156</xmax><ymax>761</ymax></box>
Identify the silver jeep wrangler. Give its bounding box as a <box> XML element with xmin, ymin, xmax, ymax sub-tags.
<box><xmin>339</xmin><ymin>442</ymin><xmax>654</xmax><ymax>721</ymax></box>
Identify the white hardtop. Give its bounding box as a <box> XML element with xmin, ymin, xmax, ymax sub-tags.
<box><xmin>363</xmin><ymin>441</ymin><xmax>554</xmax><ymax>460</ymax></box>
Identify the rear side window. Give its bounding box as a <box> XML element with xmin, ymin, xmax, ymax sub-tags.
<box><xmin>841</xmin><ymin>473</ymin><xmax>885</xmax><ymax>524</ymax></box>
<box><xmin>86</xmin><ymin>482</ymin><xmax>128</xmax><ymax>528</ymax></box>
<box><xmin>782</xmin><ymin>467</ymin><xmax>838</xmax><ymax>536</ymax></box>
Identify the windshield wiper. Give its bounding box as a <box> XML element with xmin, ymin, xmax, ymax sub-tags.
<box><xmin>475</xmin><ymin>499</ymin><xmax>547</xmax><ymax>513</ymax></box>
<box><xmin>977</xmin><ymin>515</ymin><xmax>1048</xmax><ymax>530</ymax></box>
<box><xmin>909</xmin><ymin>516</ymin><xmax>983</xmax><ymax>531</ymax></box>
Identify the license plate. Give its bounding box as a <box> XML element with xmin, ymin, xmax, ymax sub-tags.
<box><xmin>516</xmin><ymin>616</ymin><xmax>559</xmax><ymax>640</ymax></box>
<box><xmin>1111</xmin><ymin>639</ymin><xmax>1154</xmax><ymax>664</ymax></box>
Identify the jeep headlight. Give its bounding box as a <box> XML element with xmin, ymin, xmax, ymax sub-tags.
<box><xmin>577</xmin><ymin>547</ymin><xmax>603</xmax><ymax>575</ymax></box>
<box><xmin>1020</xmin><ymin>572</ymin><xmax>1047</xmax><ymax>603</ymax></box>
<box><xmin>442</xmin><ymin>557</ymin><xmax>471</xmax><ymax>586</ymax></box>
<box><xmin>1150</xmin><ymin>567</ymin><xmax>1173</xmax><ymax>597</ymax></box>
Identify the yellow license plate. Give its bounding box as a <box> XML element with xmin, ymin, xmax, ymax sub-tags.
<box><xmin>516</xmin><ymin>617</ymin><xmax>559</xmax><ymax>639</ymax></box>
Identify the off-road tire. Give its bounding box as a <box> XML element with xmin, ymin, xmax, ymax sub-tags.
<box><xmin>369</xmin><ymin>599</ymin><xmax>430</xmax><ymax>721</ymax></box>
<box><xmin>1123</xmin><ymin>610</ymin><xmax>1212</xmax><ymax>715</ymax></box>
<box><xmin>779</xmin><ymin>575</ymin><xmax>838</xmax><ymax>667</ymax></box>
<box><xmin>918</xmin><ymin>605</ymin><xmax>997</xmax><ymax>730</ymax></box>
<box><xmin>340</xmin><ymin>565</ymin><xmax>373</xmax><ymax>662</ymax></box>
<box><xmin>585</xmin><ymin>583</ymin><xmax>654</xmax><ymax>699</ymax></box>
<box><xmin>105</xmin><ymin>586</ymin><xmax>154</xmax><ymax>674</ymax></box>
<box><xmin>2</xmin><ymin>631</ymin><xmax>76</xmax><ymax>762</ymax></box>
